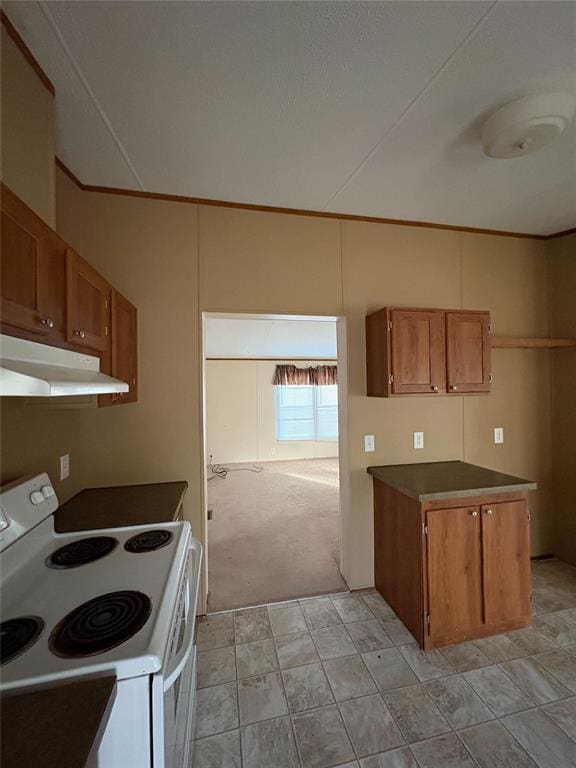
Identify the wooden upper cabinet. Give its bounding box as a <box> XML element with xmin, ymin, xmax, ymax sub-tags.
<box><xmin>481</xmin><ymin>500</ymin><xmax>531</xmax><ymax>625</ymax></box>
<box><xmin>366</xmin><ymin>306</ymin><xmax>491</xmax><ymax>396</ymax></box>
<box><xmin>390</xmin><ymin>309</ymin><xmax>446</xmax><ymax>394</ymax></box>
<box><xmin>426</xmin><ymin>505</ymin><xmax>483</xmax><ymax>642</ymax></box>
<box><xmin>100</xmin><ymin>290</ymin><xmax>138</xmax><ymax>407</ymax></box>
<box><xmin>66</xmin><ymin>250</ymin><xmax>110</xmax><ymax>353</ymax></box>
<box><xmin>446</xmin><ymin>311</ymin><xmax>491</xmax><ymax>393</ymax></box>
<box><xmin>1</xmin><ymin>184</ymin><xmax>67</xmax><ymax>344</ymax></box>
<box><xmin>366</xmin><ymin>307</ymin><xmax>446</xmax><ymax>396</ymax></box>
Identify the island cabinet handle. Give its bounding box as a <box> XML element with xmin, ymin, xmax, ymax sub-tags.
<box><xmin>485</xmin><ymin>508</ymin><xmax>493</xmax><ymax>515</ymax></box>
<box><xmin>470</xmin><ymin>510</ymin><xmax>478</xmax><ymax>517</ymax></box>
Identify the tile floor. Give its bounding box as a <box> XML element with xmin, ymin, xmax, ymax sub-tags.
<box><xmin>192</xmin><ymin>558</ymin><xmax>576</xmax><ymax>768</ymax></box>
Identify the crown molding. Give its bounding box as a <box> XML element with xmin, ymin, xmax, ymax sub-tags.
<box><xmin>1</xmin><ymin>10</ymin><xmax>55</xmax><ymax>96</ymax></box>
<box><xmin>54</xmin><ymin>157</ymin><xmax>562</xmax><ymax>241</ymax></box>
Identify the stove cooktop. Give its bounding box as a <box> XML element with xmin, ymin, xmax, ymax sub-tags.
<box><xmin>0</xmin><ymin>519</ymin><xmax>191</xmax><ymax>691</ymax></box>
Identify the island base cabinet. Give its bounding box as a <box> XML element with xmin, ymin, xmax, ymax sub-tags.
<box><xmin>372</xmin><ymin>480</ymin><xmax>532</xmax><ymax>650</ymax></box>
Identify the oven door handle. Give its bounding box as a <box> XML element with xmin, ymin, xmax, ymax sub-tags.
<box><xmin>163</xmin><ymin>540</ymin><xmax>202</xmax><ymax>692</ymax></box>
<box><xmin>163</xmin><ymin>626</ymin><xmax>194</xmax><ymax>692</ymax></box>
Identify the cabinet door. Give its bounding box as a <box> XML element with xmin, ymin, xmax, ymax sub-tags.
<box><xmin>66</xmin><ymin>250</ymin><xmax>110</xmax><ymax>352</ymax></box>
<box><xmin>426</xmin><ymin>506</ymin><xmax>483</xmax><ymax>641</ymax></box>
<box><xmin>390</xmin><ymin>309</ymin><xmax>446</xmax><ymax>394</ymax></box>
<box><xmin>482</xmin><ymin>500</ymin><xmax>531</xmax><ymax>625</ymax></box>
<box><xmin>1</xmin><ymin>185</ymin><xmax>67</xmax><ymax>342</ymax></box>
<box><xmin>446</xmin><ymin>311</ymin><xmax>491</xmax><ymax>393</ymax></box>
<box><xmin>100</xmin><ymin>290</ymin><xmax>137</xmax><ymax>407</ymax></box>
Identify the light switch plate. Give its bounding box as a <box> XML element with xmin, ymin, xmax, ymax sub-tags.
<box><xmin>413</xmin><ymin>431</ymin><xmax>424</xmax><ymax>450</ymax></box>
<box><xmin>364</xmin><ymin>435</ymin><xmax>375</xmax><ymax>453</ymax></box>
<box><xmin>494</xmin><ymin>427</ymin><xmax>504</xmax><ymax>444</ymax></box>
<box><xmin>60</xmin><ymin>454</ymin><xmax>70</xmax><ymax>480</ymax></box>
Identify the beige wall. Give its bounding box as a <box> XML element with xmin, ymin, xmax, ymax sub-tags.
<box><xmin>51</xmin><ymin>186</ymin><xmax>556</xmax><ymax>596</ymax></box>
<box><xmin>206</xmin><ymin>359</ymin><xmax>338</xmax><ymax>464</ymax></box>
<box><xmin>340</xmin><ymin>223</ymin><xmax>552</xmax><ymax>587</ymax></box>
<box><xmin>548</xmin><ymin>233</ymin><xmax>576</xmax><ymax>565</ymax></box>
<box><xmin>55</xmin><ymin>176</ymin><xmax>201</xmax><ymax>530</ymax></box>
<box><xmin>1</xmin><ymin>24</ymin><xmax>82</xmax><ymax>503</ymax></box>
<box><xmin>0</xmin><ymin>26</ymin><xmax>55</xmax><ymax>227</ymax></box>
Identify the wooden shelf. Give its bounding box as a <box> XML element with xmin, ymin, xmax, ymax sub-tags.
<box><xmin>491</xmin><ymin>336</ymin><xmax>576</xmax><ymax>349</ymax></box>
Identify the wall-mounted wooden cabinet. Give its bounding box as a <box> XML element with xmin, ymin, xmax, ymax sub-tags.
<box><xmin>366</xmin><ymin>306</ymin><xmax>491</xmax><ymax>396</ymax></box>
<box><xmin>99</xmin><ymin>290</ymin><xmax>138</xmax><ymax>407</ymax></box>
<box><xmin>1</xmin><ymin>183</ymin><xmax>138</xmax><ymax>406</ymax></box>
<box><xmin>66</xmin><ymin>249</ymin><xmax>111</xmax><ymax>353</ymax></box>
<box><xmin>1</xmin><ymin>185</ymin><xmax>68</xmax><ymax>346</ymax></box>
<box><xmin>446</xmin><ymin>311</ymin><xmax>491</xmax><ymax>393</ymax></box>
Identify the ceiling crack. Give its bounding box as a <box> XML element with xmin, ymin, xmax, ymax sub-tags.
<box><xmin>320</xmin><ymin>0</ymin><xmax>499</xmax><ymax>211</ymax></box>
<box><xmin>38</xmin><ymin>0</ymin><xmax>145</xmax><ymax>190</ymax></box>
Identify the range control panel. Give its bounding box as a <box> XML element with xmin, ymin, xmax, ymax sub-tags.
<box><xmin>0</xmin><ymin>473</ymin><xmax>59</xmax><ymax>552</ymax></box>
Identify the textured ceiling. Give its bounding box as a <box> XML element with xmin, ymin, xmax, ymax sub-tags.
<box><xmin>5</xmin><ymin>1</ymin><xmax>576</xmax><ymax>234</ymax></box>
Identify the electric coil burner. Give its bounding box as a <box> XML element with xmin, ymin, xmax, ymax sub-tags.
<box><xmin>49</xmin><ymin>590</ymin><xmax>152</xmax><ymax>658</ymax></box>
<box><xmin>124</xmin><ymin>529</ymin><xmax>173</xmax><ymax>553</ymax></box>
<box><xmin>47</xmin><ymin>536</ymin><xmax>118</xmax><ymax>569</ymax></box>
<box><xmin>1</xmin><ymin>616</ymin><xmax>45</xmax><ymax>666</ymax></box>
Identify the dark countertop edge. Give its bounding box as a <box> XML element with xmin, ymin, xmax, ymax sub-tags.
<box><xmin>1</xmin><ymin>675</ymin><xmax>116</xmax><ymax>768</ymax></box>
<box><xmin>415</xmin><ymin>482</ymin><xmax>537</xmax><ymax>501</ymax></box>
<box><xmin>78</xmin><ymin>480</ymin><xmax>188</xmax><ymax>494</ymax></box>
<box><xmin>367</xmin><ymin>462</ymin><xmax>537</xmax><ymax>502</ymax></box>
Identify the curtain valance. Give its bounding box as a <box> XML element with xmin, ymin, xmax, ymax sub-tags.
<box><xmin>273</xmin><ymin>364</ymin><xmax>337</xmax><ymax>386</ymax></box>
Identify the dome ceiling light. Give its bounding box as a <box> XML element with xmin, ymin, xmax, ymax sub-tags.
<box><xmin>481</xmin><ymin>93</ymin><xmax>576</xmax><ymax>159</ymax></box>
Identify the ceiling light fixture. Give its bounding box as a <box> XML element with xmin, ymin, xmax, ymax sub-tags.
<box><xmin>481</xmin><ymin>92</ymin><xmax>576</xmax><ymax>159</ymax></box>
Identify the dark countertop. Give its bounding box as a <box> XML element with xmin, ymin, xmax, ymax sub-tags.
<box><xmin>1</xmin><ymin>676</ymin><xmax>116</xmax><ymax>768</ymax></box>
<box><xmin>367</xmin><ymin>461</ymin><xmax>537</xmax><ymax>501</ymax></box>
<box><xmin>54</xmin><ymin>481</ymin><xmax>188</xmax><ymax>532</ymax></box>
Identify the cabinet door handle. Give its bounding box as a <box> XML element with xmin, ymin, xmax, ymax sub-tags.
<box><xmin>450</xmin><ymin>385</ymin><xmax>458</xmax><ymax>391</ymax></box>
<box><xmin>73</xmin><ymin>329</ymin><xmax>86</xmax><ymax>339</ymax></box>
<box><xmin>470</xmin><ymin>510</ymin><xmax>478</xmax><ymax>517</ymax></box>
<box><xmin>431</xmin><ymin>385</ymin><xmax>439</xmax><ymax>392</ymax></box>
<box><xmin>485</xmin><ymin>509</ymin><xmax>493</xmax><ymax>515</ymax></box>
<box><xmin>40</xmin><ymin>317</ymin><xmax>54</xmax><ymax>328</ymax></box>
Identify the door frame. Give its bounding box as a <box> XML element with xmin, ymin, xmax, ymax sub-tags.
<box><xmin>198</xmin><ymin>311</ymin><xmax>350</xmax><ymax>614</ymax></box>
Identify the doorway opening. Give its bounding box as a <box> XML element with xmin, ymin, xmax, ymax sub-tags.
<box><xmin>201</xmin><ymin>312</ymin><xmax>348</xmax><ymax>613</ymax></box>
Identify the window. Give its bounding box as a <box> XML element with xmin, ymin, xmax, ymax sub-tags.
<box><xmin>275</xmin><ymin>385</ymin><xmax>338</xmax><ymax>441</ymax></box>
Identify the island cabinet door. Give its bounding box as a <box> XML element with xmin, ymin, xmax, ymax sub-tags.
<box><xmin>481</xmin><ymin>500</ymin><xmax>531</xmax><ymax>625</ymax></box>
<box><xmin>426</xmin><ymin>505</ymin><xmax>483</xmax><ymax>642</ymax></box>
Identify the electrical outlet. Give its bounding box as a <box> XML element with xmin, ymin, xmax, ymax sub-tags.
<box><xmin>413</xmin><ymin>432</ymin><xmax>424</xmax><ymax>450</ymax></box>
<box><xmin>364</xmin><ymin>435</ymin><xmax>375</xmax><ymax>453</ymax></box>
<box><xmin>494</xmin><ymin>427</ymin><xmax>504</xmax><ymax>444</ymax></box>
<box><xmin>60</xmin><ymin>454</ymin><xmax>70</xmax><ymax>480</ymax></box>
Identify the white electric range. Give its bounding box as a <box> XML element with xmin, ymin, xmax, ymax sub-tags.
<box><xmin>0</xmin><ymin>473</ymin><xmax>202</xmax><ymax>768</ymax></box>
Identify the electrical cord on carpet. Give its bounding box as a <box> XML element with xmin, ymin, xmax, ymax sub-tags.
<box><xmin>208</xmin><ymin>455</ymin><xmax>264</xmax><ymax>481</ymax></box>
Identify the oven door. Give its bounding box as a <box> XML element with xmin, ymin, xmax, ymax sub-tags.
<box><xmin>159</xmin><ymin>538</ymin><xmax>202</xmax><ymax>768</ymax></box>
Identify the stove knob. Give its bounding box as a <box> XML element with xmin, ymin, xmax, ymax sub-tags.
<box><xmin>41</xmin><ymin>485</ymin><xmax>55</xmax><ymax>499</ymax></box>
<box><xmin>30</xmin><ymin>491</ymin><xmax>44</xmax><ymax>505</ymax></box>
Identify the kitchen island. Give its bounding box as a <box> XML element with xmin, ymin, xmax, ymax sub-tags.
<box><xmin>368</xmin><ymin>461</ymin><xmax>537</xmax><ymax>649</ymax></box>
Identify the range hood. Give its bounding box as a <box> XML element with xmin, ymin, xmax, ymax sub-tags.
<box><xmin>0</xmin><ymin>334</ymin><xmax>130</xmax><ymax>397</ymax></box>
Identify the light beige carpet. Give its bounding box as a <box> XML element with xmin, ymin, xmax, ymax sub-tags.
<box><xmin>207</xmin><ymin>458</ymin><xmax>346</xmax><ymax>612</ymax></box>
